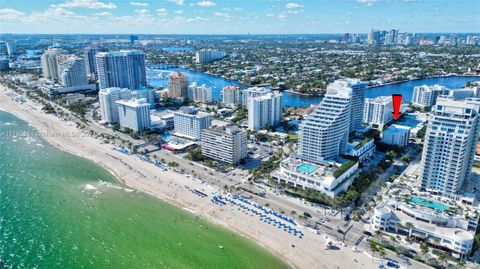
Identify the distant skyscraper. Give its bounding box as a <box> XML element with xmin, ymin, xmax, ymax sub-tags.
<box><xmin>342</xmin><ymin>33</ymin><xmax>350</xmax><ymax>43</ymax></box>
<box><xmin>222</xmin><ymin>85</ymin><xmax>241</xmax><ymax>105</ymax></box>
<box><xmin>41</xmin><ymin>47</ymin><xmax>64</xmax><ymax>80</ymax></box>
<box><xmin>84</xmin><ymin>45</ymin><xmax>107</xmax><ymax>78</ymax></box>
<box><xmin>168</xmin><ymin>72</ymin><xmax>188</xmax><ymax>99</ymax></box>
<box><xmin>419</xmin><ymin>98</ymin><xmax>480</xmax><ymax>197</ymax></box>
<box><xmin>195</xmin><ymin>50</ymin><xmax>226</xmax><ymax>64</ymax></box>
<box><xmin>384</xmin><ymin>29</ymin><xmax>398</xmax><ymax>45</ymax></box>
<box><xmin>247</xmin><ymin>91</ymin><xmax>282</xmax><ymax>130</ymax></box>
<box><xmin>58</xmin><ymin>57</ymin><xmax>89</xmax><ymax>87</ymax></box>
<box><xmin>298</xmin><ymin>85</ymin><xmax>352</xmax><ymax>164</ymax></box>
<box><xmin>116</xmin><ymin>98</ymin><xmax>151</xmax><ymax>131</ymax></box>
<box><xmin>95</xmin><ymin>50</ymin><xmax>146</xmax><ymax>90</ymax></box>
<box><xmin>367</xmin><ymin>29</ymin><xmax>381</xmax><ymax>45</ymax></box>
<box><xmin>130</xmin><ymin>35</ymin><xmax>139</xmax><ymax>45</ymax></box>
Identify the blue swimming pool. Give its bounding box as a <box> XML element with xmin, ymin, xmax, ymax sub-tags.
<box><xmin>296</xmin><ymin>163</ymin><xmax>318</xmax><ymax>174</ymax></box>
<box><xmin>160</xmin><ymin>132</ymin><xmax>172</xmax><ymax>142</ymax></box>
<box><xmin>410</xmin><ymin>197</ymin><xmax>450</xmax><ymax>212</ymax></box>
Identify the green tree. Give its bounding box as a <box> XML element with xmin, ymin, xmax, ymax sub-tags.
<box><xmin>420</xmin><ymin>243</ymin><xmax>429</xmax><ymax>260</ymax></box>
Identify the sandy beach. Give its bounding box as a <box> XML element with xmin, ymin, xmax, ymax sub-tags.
<box><xmin>0</xmin><ymin>85</ymin><xmax>388</xmax><ymax>269</ymax></box>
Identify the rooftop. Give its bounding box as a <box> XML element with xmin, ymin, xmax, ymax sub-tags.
<box><xmin>116</xmin><ymin>98</ymin><xmax>150</xmax><ymax>107</ymax></box>
<box><xmin>169</xmin><ymin>71</ymin><xmax>186</xmax><ymax>79</ymax></box>
<box><xmin>223</xmin><ymin>85</ymin><xmax>240</xmax><ymax>91</ymax></box>
<box><xmin>384</xmin><ymin>124</ymin><xmax>411</xmax><ymax>134</ymax></box>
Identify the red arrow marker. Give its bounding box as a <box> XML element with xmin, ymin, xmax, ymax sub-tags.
<box><xmin>391</xmin><ymin>94</ymin><xmax>402</xmax><ymax>120</ymax></box>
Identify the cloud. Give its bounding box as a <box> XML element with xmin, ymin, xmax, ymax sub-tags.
<box><xmin>130</xmin><ymin>2</ymin><xmax>148</xmax><ymax>7</ymax></box>
<box><xmin>53</xmin><ymin>0</ymin><xmax>117</xmax><ymax>9</ymax></box>
<box><xmin>174</xmin><ymin>10</ymin><xmax>183</xmax><ymax>14</ymax></box>
<box><xmin>287</xmin><ymin>10</ymin><xmax>303</xmax><ymax>14</ymax></box>
<box><xmin>285</xmin><ymin>3</ymin><xmax>303</xmax><ymax>9</ymax></box>
<box><xmin>156</xmin><ymin>8</ymin><xmax>167</xmax><ymax>13</ymax></box>
<box><xmin>278</xmin><ymin>13</ymin><xmax>287</xmax><ymax>19</ymax></box>
<box><xmin>92</xmin><ymin>11</ymin><xmax>112</xmax><ymax>16</ymax></box>
<box><xmin>197</xmin><ymin>1</ymin><xmax>216</xmax><ymax>7</ymax></box>
<box><xmin>167</xmin><ymin>0</ymin><xmax>185</xmax><ymax>6</ymax></box>
<box><xmin>0</xmin><ymin>8</ymin><xmax>25</xmax><ymax>20</ymax></box>
<box><xmin>214</xmin><ymin>12</ymin><xmax>232</xmax><ymax>18</ymax></box>
<box><xmin>135</xmin><ymin>9</ymin><xmax>150</xmax><ymax>14</ymax></box>
<box><xmin>186</xmin><ymin>16</ymin><xmax>210</xmax><ymax>22</ymax></box>
<box><xmin>357</xmin><ymin>0</ymin><xmax>377</xmax><ymax>6</ymax></box>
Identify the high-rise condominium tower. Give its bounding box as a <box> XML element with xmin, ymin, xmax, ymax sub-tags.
<box><xmin>41</xmin><ymin>47</ymin><xmax>64</xmax><ymax>80</ymax></box>
<box><xmin>298</xmin><ymin>85</ymin><xmax>353</xmax><ymax>164</ymax></box>
<box><xmin>84</xmin><ymin>45</ymin><xmax>107</xmax><ymax>78</ymax></box>
<box><xmin>168</xmin><ymin>72</ymin><xmax>188</xmax><ymax>99</ymax></box>
<box><xmin>95</xmin><ymin>50</ymin><xmax>146</xmax><ymax>90</ymax></box>
<box><xmin>419</xmin><ymin>97</ymin><xmax>480</xmax><ymax>197</ymax></box>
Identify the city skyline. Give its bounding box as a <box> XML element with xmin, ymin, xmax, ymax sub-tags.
<box><xmin>1</xmin><ymin>0</ymin><xmax>479</xmax><ymax>34</ymax></box>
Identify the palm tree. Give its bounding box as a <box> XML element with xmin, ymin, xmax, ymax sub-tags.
<box><xmin>369</xmin><ymin>242</ymin><xmax>378</xmax><ymax>262</ymax></box>
<box><xmin>438</xmin><ymin>253</ymin><xmax>447</xmax><ymax>268</ymax></box>
<box><xmin>405</xmin><ymin>222</ymin><xmax>414</xmax><ymax>238</ymax></box>
<box><xmin>379</xmin><ymin>249</ymin><xmax>386</xmax><ymax>262</ymax></box>
<box><xmin>420</xmin><ymin>243</ymin><xmax>429</xmax><ymax>261</ymax></box>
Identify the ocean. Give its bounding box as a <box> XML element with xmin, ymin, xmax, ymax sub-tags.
<box><xmin>0</xmin><ymin>110</ymin><xmax>289</xmax><ymax>269</ymax></box>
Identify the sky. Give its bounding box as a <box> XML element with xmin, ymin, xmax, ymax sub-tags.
<box><xmin>0</xmin><ymin>0</ymin><xmax>479</xmax><ymax>34</ymax></box>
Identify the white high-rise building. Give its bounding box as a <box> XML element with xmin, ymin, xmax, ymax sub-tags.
<box><xmin>222</xmin><ymin>85</ymin><xmax>241</xmax><ymax>105</ymax></box>
<box><xmin>98</xmin><ymin>87</ymin><xmax>132</xmax><ymax>123</ymax></box>
<box><xmin>381</xmin><ymin>124</ymin><xmax>411</xmax><ymax>147</ymax></box>
<box><xmin>58</xmin><ymin>57</ymin><xmax>89</xmax><ymax>87</ymax></box>
<box><xmin>247</xmin><ymin>92</ymin><xmax>282</xmax><ymax>131</ymax></box>
<box><xmin>419</xmin><ymin>98</ymin><xmax>480</xmax><ymax>197</ymax></box>
<box><xmin>327</xmin><ymin>79</ymin><xmax>367</xmax><ymax>132</ymax></box>
<box><xmin>241</xmin><ymin>86</ymin><xmax>271</xmax><ymax>107</ymax></box>
<box><xmin>201</xmin><ymin>125</ymin><xmax>247</xmax><ymax>164</ymax></box>
<box><xmin>298</xmin><ymin>86</ymin><xmax>352</xmax><ymax>164</ymax></box>
<box><xmin>188</xmin><ymin>82</ymin><xmax>212</xmax><ymax>103</ymax></box>
<box><xmin>412</xmin><ymin>85</ymin><xmax>449</xmax><ymax>108</ymax></box>
<box><xmin>41</xmin><ymin>47</ymin><xmax>64</xmax><ymax>80</ymax></box>
<box><xmin>364</xmin><ymin>96</ymin><xmax>394</xmax><ymax>129</ymax></box>
<box><xmin>95</xmin><ymin>50</ymin><xmax>146</xmax><ymax>90</ymax></box>
<box><xmin>116</xmin><ymin>98</ymin><xmax>151</xmax><ymax>131</ymax></box>
<box><xmin>173</xmin><ymin>107</ymin><xmax>212</xmax><ymax>140</ymax></box>
<box><xmin>195</xmin><ymin>50</ymin><xmax>226</xmax><ymax>64</ymax></box>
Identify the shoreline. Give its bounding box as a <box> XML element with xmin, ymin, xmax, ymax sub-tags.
<box><xmin>0</xmin><ymin>85</ymin><xmax>391</xmax><ymax>269</ymax></box>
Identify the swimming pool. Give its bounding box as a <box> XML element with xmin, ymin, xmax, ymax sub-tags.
<box><xmin>296</xmin><ymin>163</ymin><xmax>318</xmax><ymax>174</ymax></box>
<box><xmin>160</xmin><ymin>132</ymin><xmax>171</xmax><ymax>142</ymax></box>
<box><xmin>410</xmin><ymin>197</ymin><xmax>450</xmax><ymax>212</ymax></box>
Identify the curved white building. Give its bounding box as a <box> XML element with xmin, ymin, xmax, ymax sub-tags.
<box><xmin>298</xmin><ymin>85</ymin><xmax>352</xmax><ymax>164</ymax></box>
<box><xmin>371</xmin><ymin>199</ymin><xmax>477</xmax><ymax>257</ymax></box>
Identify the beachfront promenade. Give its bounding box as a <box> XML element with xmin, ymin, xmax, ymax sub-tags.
<box><xmin>0</xmin><ymin>85</ymin><xmax>433</xmax><ymax>269</ymax></box>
